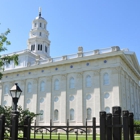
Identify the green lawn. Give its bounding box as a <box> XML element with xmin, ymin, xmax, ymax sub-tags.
<box><xmin>27</xmin><ymin>133</ymin><xmax>140</xmax><ymax>140</ymax></box>
<box><xmin>16</xmin><ymin>133</ymin><xmax>140</xmax><ymax>140</ymax></box>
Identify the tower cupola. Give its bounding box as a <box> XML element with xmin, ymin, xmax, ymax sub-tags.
<box><xmin>27</xmin><ymin>7</ymin><xmax>51</xmax><ymax>59</ymax></box>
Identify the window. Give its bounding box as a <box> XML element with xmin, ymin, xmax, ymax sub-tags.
<box><xmin>44</xmin><ymin>24</ymin><xmax>46</xmax><ymax>29</ymax></box>
<box><xmin>86</xmin><ymin>75</ymin><xmax>91</xmax><ymax>87</ymax></box>
<box><xmin>40</xmin><ymin>32</ymin><xmax>41</xmax><ymax>36</ymax></box>
<box><xmin>40</xmin><ymin>23</ymin><xmax>42</xmax><ymax>27</ymax></box>
<box><xmin>103</xmin><ymin>73</ymin><xmax>109</xmax><ymax>85</ymax></box>
<box><xmin>38</xmin><ymin>44</ymin><xmax>42</xmax><ymax>51</ymax></box>
<box><xmin>40</xmin><ymin>110</ymin><xmax>44</xmax><ymax>121</ymax></box>
<box><xmin>27</xmin><ymin>83</ymin><xmax>32</xmax><ymax>93</ymax></box>
<box><xmin>4</xmin><ymin>85</ymin><xmax>8</xmax><ymax>95</ymax></box>
<box><xmin>40</xmin><ymin>81</ymin><xmax>45</xmax><ymax>92</ymax></box>
<box><xmin>34</xmin><ymin>23</ymin><xmax>36</xmax><ymax>27</ymax></box>
<box><xmin>87</xmin><ymin>108</ymin><xmax>92</xmax><ymax>120</ymax></box>
<box><xmin>45</xmin><ymin>46</ymin><xmax>47</xmax><ymax>52</ymax></box>
<box><xmin>54</xmin><ymin>79</ymin><xmax>59</xmax><ymax>90</ymax></box>
<box><xmin>70</xmin><ymin>109</ymin><xmax>74</xmax><ymax>120</ymax></box>
<box><xmin>31</xmin><ymin>44</ymin><xmax>35</xmax><ymax>51</ymax></box>
<box><xmin>69</xmin><ymin>77</ymin><xmax>75</xmax><ymax>89</ymax></box>
<box><xmin>54</xmin><ymin>109</ymin><xmax>59</xmax><ymax>121</ymax></box>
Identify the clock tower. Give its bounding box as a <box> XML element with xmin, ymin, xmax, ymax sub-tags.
<box><xmin>27</xmin><ymin>8</ymin><xmax>51</xmax><ymax>59</ymax></box>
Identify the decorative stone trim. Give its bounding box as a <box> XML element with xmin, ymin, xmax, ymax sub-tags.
<box><xmin>49</xmin><ymin>58</ymin><xmax>53</xmax><ymax>62</ymax></box>
<box><xmin>111</xmin><ymin>46</ymin><xmax>120</xmax><ymax>52</ymax></box>
<box><xmin>78</xmin><ymin>46</ymin><xmax>83</xmax><ymax>53</ymax></box>
<box><xmin>36</xmin><ymin>61</ymin><xmax>40</xmax><ymax>65</ymax></box>
<box><xmin>62</xmin><ymin>55</ymin><xmax>67</xmax><ymax>60</ymax></box>
<box><xmin>78</xmin><ymin>53</ymin><xmax>83</xmax><ymax>57</ymax></box>
<box><xmin>94</xmin><ymin>49</ymin><xmax>99</xmax><ymax>55</ymax></box>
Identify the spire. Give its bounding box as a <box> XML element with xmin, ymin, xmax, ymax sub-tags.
<box><xmin>39</xmin><ymin>7</ymin><xmax>41</xmax><ymax>17</ymax></box>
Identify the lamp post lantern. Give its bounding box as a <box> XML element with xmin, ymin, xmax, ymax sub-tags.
<box><xmin>10</xmin><ymin>83</ymin><xmax>22</xmax><ymax>115</ymax></box>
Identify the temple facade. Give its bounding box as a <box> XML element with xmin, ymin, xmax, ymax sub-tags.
<box><xmin>0</xmin><ymin>9</ymin><xmax>140</xmax><ymax>126</ymax></box>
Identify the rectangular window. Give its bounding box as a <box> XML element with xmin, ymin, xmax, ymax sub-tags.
<box><xmin>40</xmin><ymin>23</ymin><xmax>42</xmax><ymax>27</ymax></box>
<box><xmin>34</xmin><ymin>23</ymin><xmax>36</xmax><ymax>27</ymax></box>
<box><xmin>38</xmin><ymin>44</ymin><xmax>42</xmax><ymax>51</ymax></box>
<box><xmin>40</xmin><ymin>32</ymin><xmax>41</xmax><ymax>36</ymax></box>
<box><xmin>31</xmin><ymin>45</ymin><xmax>35</xmax><ymax>51</ymax></box>
<box><xmin>45</xmin><ymin>46</ymin><xmax>47</xmax><ymax>52</ymax></box>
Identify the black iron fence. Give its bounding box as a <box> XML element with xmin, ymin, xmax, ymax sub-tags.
<box><xmin>0</xmin><ymin>106</ymin><xmax>139</xmax><ymax>140</ymax></box>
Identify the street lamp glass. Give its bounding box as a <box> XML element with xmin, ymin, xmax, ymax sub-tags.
<box><xmin>10</xmin><ymin>83</ymin><xmax>22</xmax><ymax>98</ymax></box>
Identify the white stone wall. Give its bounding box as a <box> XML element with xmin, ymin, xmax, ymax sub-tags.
<box><xmin>1</xmin><ymin>54</ymin><xmax>140</xmax><ymax>126</ymax></box>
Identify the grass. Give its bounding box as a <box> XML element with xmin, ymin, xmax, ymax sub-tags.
<box><xmin>7</xmin><ymin>133</ymin><xmax>140</xmax><ymax>140</ymax></box>
<box><xmin>28</xmin><ymin>133</ymin><xmax>140</xmax><ymax>140</ymax></box>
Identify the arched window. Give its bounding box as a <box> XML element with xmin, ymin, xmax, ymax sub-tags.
<box><xmin>54</xmin><ymin>109</ymin><xmax>59</xmax><ymax>121</ymax></box>
<box><xmin>103</xmin><ymin>73</ymin><xmax>109</xmax><ymax>85</ymax></box>
<box><xmin>70</xmin><ymin>109</ymin><xmax>74</xmax><ymax>120</ymax></box>
<box><xmin>69</xmin><ymin>77</ymin><xmax>75</xmax><ymax>89</ymax></box>
<box><xmin>86</xmin><ymin>75</ymin><xmax>91</xmax><ymax>87</ymax></box>
<box><xmin>27</xmin><ymin>82</ymin><xmax>32</xmax><ymax>93</ymax></box>
<box><xmin>4</xmin><ymin>85</ymin><xmax>8</xmax><ymax>95</ymax></box>
<box><xmin>54</xmin><ymin>79</ymin><xmax>59</xmax><ymax>90</ymax></box>
<box><xmin>40</xmin><ymin>81</ymin><xmax>45</xmax><ymax>92</ymax></box>
<box><xmin>87</xmin><ymin>108</ymin><xmax>92</xmax><ymax>120</ymax></box>
<box><xmin>40</xmin><ymin>110</ymin><xmax>44</xmax><ymax>121</ymax></box>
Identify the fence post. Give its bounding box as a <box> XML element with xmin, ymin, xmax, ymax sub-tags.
<box><xmin>86</xmin><ymin>119</ymin><xmax>87</xmax><ymax>140</ymax></box>
<box><xmin>129</xmin><ymin>112</ymin><xmax>134</xmax><ymax>140</ymax></box>
<box><xmin>66</xmin><ymin>119</ymin><xmax>69</xmax><ymax>140</ymax></box>
<box><xmin>123</xmin><ymin>110</ymin><xmax>129</xmax><ymax>140</ymax></box>
<box><xmin>112</xmin><ymin>106</ymin><xmax>122</xmax><ymax>140</ymax></box>
<box><xmin>11</xmin><ymin>114</ymin><xmax>18</xmax><ymax>140</ymax></box>
<box><xmin>23</xmin><ymin>115</ymin><xmax>31</xmax><ymax>140</ymax></box>
<box><xmin>0</xmin><ymin>114</ymin><xmax>5</xmax><ymax>140</ymax></box>
<box><xmin>92</xmin><ymin>117</ymin><xmax>96</xmax><ymax>140</ymax></box>
<box><xmin>100</xmin><ymin>111</ymin><xmax>106</xmax><ymax>140</ymax></box>
<box><xmin>106</xmin><ymin>113</ymin><xmax>112</xmax><ymax>140</ymax></box>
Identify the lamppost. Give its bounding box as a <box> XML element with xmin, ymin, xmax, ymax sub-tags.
<box><xmin>10</xmin><ymin>83</ymin><xmax>22</xmax><ymax>115</ymax></box>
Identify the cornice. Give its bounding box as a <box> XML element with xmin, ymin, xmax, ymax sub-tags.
<box><xmin>2</xmin><ymin>50</ymin><xmax>140</xmax><ymax>80</ymax></box>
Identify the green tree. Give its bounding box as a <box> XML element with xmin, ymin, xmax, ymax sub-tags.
<box><xmin>0</xmin><ymin>105</ymin><xmax>40</xmax><ymax>135</ymax></box>
<box><xmin>0</xmin><ymin>28</ymin><xmax>18</xmax><ymax>79</ymax></box>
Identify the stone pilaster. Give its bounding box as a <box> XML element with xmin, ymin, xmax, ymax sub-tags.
<box><xmin>60</xmin><ymin>75</ymin><xmax>67</xmax><ymax>125</ymax></box>
<box><xmin>93</xmin><ymin>70</ymin><xmax>100</xmax><ymax>124</ymax></box>
<box><xmin>46</xmin><ymin>76</ymin><xmax>52</xmax><ymax>124</ymax></box>
<box><xmin>111</xmin><ymin>67</ymin><xmax>121</xmax><ymax>106</ymax></box>
<box><xmin>76</xmin><ymin>72</ymin><xmax>83</xmax><ymax>125</ymax></box>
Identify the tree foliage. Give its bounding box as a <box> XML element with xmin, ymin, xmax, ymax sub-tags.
<box><xmin>0</xmin><ymin>105</ymin><xmax>40</xmax><ymax>135</ymax></box>
<box><xmin>0</xmin><ymin>28</ymin><xmax>18</xmax><ymax>79</ymax></box>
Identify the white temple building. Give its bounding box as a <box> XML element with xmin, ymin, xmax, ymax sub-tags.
<box><xmin>0</xmin><ymin>9</ymin><xmax>140</xmax><ymax>126</ymax></box>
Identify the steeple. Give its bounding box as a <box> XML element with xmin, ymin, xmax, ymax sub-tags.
<box><xmin>27</xmin><ymin>8</ymin><xmax>51</xmax><ymax>59</ymax></box>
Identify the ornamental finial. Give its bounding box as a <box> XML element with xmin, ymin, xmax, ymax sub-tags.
<box><xmin>39</xmin><ymin>7</ymin><xmax>41</xmax><ymax>17</ymax></box>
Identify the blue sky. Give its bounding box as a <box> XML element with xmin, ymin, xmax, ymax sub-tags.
<box><xmin>1</xmin><ymin>0</ymin><xmax>140</xmax><ymax>62</ymax></box>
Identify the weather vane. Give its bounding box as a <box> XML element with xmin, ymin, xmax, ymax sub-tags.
<box><xmin>39</xmin><ymin>7</ymin><xmax>41</xmax><ymax>17</ymax></box>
